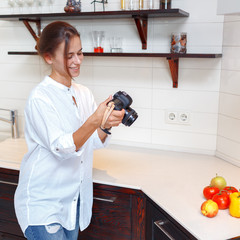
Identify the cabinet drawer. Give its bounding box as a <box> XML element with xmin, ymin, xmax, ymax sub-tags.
<box><xmin>0</xmin><ymin>182</ymin><xmax>18</xmax><ymax>221</ymax></box>
<box><xmin>0</xmin><ymin>182</ymin><xmax>24</xmax><ymax>237</ymax></box>
<box><xmin>79</xmin><ymin>188</ymin><xmax>132</xmax><ymax>240</ymax></box>
<box><xmin>93</xmin><ymin>187</ymin><xmax>131</xmax><ymax>208</ymax></box>
<box><xmin>147</xmin><ymin>200</ymin><xmax>196</xmax><ymax>240</ymax></box>
<box><xmin>0</xmin><ymin>168</ymin><xmax>19</xmax><ymax>184</ymax></box>
<box><xmin>0</xmin><ymin>231</ymin><xmax>26</xmax><ymax>240</ymax></box>
<box><xmin>153</xmin><ymin>217</ymin><xmax>188</xmax><ymax>240</ymax></box>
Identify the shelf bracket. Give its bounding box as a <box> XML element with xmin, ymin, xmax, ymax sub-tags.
<box><xmin>133</xmin><ymin>15</ymin><xmax>148</xmax><ymax>50</ymax></box>
<box><xmin>20</xmin><ymin>18</ymin><xmax>41</xmax><ymax>46</ymax></box>
<box><xmin>167</xmin><ymin>57</ymin><xmax>179</xmax><ymax>88</ymax></box>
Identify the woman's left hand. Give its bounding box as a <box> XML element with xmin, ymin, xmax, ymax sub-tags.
<box><xmin>104</xmin><ymin>109</ymin><xmax>125</xmax><ymax>129</ymax></box>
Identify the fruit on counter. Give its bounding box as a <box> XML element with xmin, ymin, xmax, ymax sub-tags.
<box><xmin>201</xmin><ymin>199</ymin><xmax>218</xmax><ymax>218</ymax></box>
<box><xmin>223</xmin><ymin>186</ymin><xmax>238</xmax><ymax>195</ymax></box>
<box><xmin>229</xmin><ymin>192</ymin><xmax>240</xmax><ymax>218</ymax></box>
<box><xmin>210</xmin><ymin>174</ymin><xmax>227</xmax><ymax>190</ymax></box>
<box><xmin>212</xmin><ymin>190</ymin><xmax>230</xmax><ymax>210</ymax></box>
<box><xmin>203</xmin><ymin>186</ymin><xmax>220</xmax><ymax>200</ymax></box>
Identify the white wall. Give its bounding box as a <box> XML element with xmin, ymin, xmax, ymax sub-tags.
<box><xmin>0</xmin><ymin>0</ymin><xmax>224</xmax><ymax>154</ymax></box>
<box><xmin>216</xmin><ymin>15</ymin><xmax>240</xmax><ymax>167</ymax></box>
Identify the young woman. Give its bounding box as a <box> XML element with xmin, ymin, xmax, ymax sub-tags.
<box><xmin>14</xmin><ymin>21</ymin><xmax>124</xmax><ymax>240</ymax></box>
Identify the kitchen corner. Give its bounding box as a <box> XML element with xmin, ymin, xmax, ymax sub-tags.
<box><xmin>1</xmin><ymin>0</ymin><xmax>240</xmax><ymax>239</ymax></box>
<box><xmin>92</xmin><ymin>144</ymin><xmax>240</xmax><ymax>240</ymax></box>
<box><xmin>0</xmin><ymin>138</ymin><xmax>239</xmax><ymax>240</ymax></box>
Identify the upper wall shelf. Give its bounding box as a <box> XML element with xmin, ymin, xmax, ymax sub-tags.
<box><xmin>0</xmin><ymin>9</ymin><xmax>189</xmax><ymax>50</ymax></box>
<box><xmin>0</xmin><ymin>9</ymin><xmax>189</xmax><ymax>20</ymax></box>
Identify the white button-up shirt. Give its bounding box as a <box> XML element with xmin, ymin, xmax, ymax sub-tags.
<box><xmin>14</xmin><ymin>76</ymin><xmax>109</xmax><ymax>235</ymax></box>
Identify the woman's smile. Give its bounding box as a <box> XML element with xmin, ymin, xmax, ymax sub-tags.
<box><xmin>69</xmin><ymin>66</ymin><xmax>80</xmax><ymax>71</ymax></box>
<box><xmin>69</xmin><ymin>65</ymin><xmax>80</xmax><ymax>75</ymax></box>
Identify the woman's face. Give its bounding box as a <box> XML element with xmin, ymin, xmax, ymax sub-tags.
<box><xmin>49</xmin><ymin>35</ymin><xmax>84</xmax><ymax>80</ymax></box>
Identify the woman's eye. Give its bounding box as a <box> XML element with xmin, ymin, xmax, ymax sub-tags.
<box><xmin>77</xmin><ymin>52</ymin><xmax>83</xmax><ymax>56</ymax></box>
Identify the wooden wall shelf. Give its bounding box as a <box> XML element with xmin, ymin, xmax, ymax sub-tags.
<box><xmin>2</xmin><ymin>10</ymin><xmax>222</xmax><ymax>88</ymax></box>
<box><xmin>0</xmin><ymin>9</ymin><xmax>189</xmax><ymax>20</ymax></box>
<box><xmin>7</xmin><ymin>51</ymin><xmax>222</xmax><ymax>88</ymax></box>
<box><xmin>7</xmin><ymin>52</ymin><xmax>221</xmax><ymax>58</ymax></box>
<box><xmin>0</xmin><ymin>9</ymin><xmax>189</xmax><ymax>50</ymax></box>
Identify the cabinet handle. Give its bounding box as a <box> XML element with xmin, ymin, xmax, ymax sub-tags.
<box><xmin>154</xmin><ymin>220</ymin><xmax>175</xmax><ymax>240</ymax></box>
<box><xmin>93</xmin><ymin>196</ymin><xmax>116</xmax><ymax>203</ymax></box>
<box><xmin>0</xmin><ymin>180</ymin><xmax>18</xmax><ymax>186</ymax></box>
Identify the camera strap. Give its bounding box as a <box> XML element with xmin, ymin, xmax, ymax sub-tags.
<box><xmin>101</xmin><ymin>101</ymin><xmax>115</xmax><ymax>130</ymax></box>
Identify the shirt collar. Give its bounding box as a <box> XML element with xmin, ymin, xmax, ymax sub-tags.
<box><xmin>44</xmin><ymin>76</ymin><xmax>73</xmax><ymax>92</ymax></box>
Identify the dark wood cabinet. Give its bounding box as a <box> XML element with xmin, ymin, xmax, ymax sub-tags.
<box><xmin>79</xmin><ymin>183</ymin><xmax>145</xmax><ymax>240</ymax></box>
<box><xmin>0</xmin><ymin>168</ymin><xmax>146</xmax><ymax>240</ymax></box>
<box><xmin>0</xmin><ymin>168</ymin><xmax>25</xmax><ymax>240</ymax></box>
<box><xmin>2</xmin><ymin>167</ymin><xmax>237</xmax><ymax>240</ymax></box>
<box><xmin>146</xmin><ymin>197</ymin><xmax>197</xmax><ymax>240</ymax></box>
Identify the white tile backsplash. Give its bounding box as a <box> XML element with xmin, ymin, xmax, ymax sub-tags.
<box><xmin>221</xmin><ymin>47</ymin><xmax>240</xmax><ymax>71</ymax></box>
<box><xmin>152</xmin><ymin>89</ymin><xmax>219</xmax><ymax>113</ymax></box>
<box><xmin>218</xmin><ymin>115</ymin><xmax>240</xmax><ymax>143</ymax></box>
<box><xmin>92</xmin><ymin>66</ymin><xmax>153</xmax><ymax>88</ymax></box>
<box><xmin>217</xmin><ymin>136</ymin><xmax>240</xmax><ymax>167</ymax></box>
<box><xmin>152</xmin><ymin>129</ymin><xmax>217</xmax><ymax>153</ymax></box>
<box><xmin>220</xmin><ymin>70</ymin><xmax>240</xmax><ymax>95</ymax></box>
<box><xmin>0</xmin><ymin>0</ymin><xmax>227</xmax><ymax>154</ymax></box>
<box><xmin>216</xmin><ymin>15</ymin><xmax>240</xmax><ymax>166</ymax></box>
<box><xmin>219</xmin><ymin>93</ymin><xmax>240</xmax><ymax>119</ymax></box>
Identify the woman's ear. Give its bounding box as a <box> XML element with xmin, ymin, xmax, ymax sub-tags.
<box><xmin>43</xmin><ymin>53</ymin><xmax>53</xmax><ymax>64</ymax></box>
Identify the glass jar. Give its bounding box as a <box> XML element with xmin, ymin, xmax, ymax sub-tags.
<box><xmin>170</xmin><ymin>32</ymin><xmax>187</xmax><ymax>54</ymax></box>
<box><xmin>160</xmin><ymin>0</ymin><xmax>171</xmax><ymax>9</ymax></box>
<box><xmin>128</xmin><ymin>0</ymin><xmax>134</xmax><ymax>10</ymax></box>
<box><xmin>148</xmin><ymin>0</ymin><xmax>153</xmax><ymax>9</ymax></box>
<box><xmin>64</xmin><ymin>0</ymin><xmax>81</xmax><ymax>12</ymax></box>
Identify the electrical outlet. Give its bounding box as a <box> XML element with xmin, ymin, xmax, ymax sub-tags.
<box><xmin>178</xmin><ymin>112</ymin><xmax>190</xmax><ymax>124</ymax></box>
<box><xmin>165</xmin><ymin>110</ymin><xmax>191</xmax><ymax>125</ymax></box>
<box><xmin>165</xmin><ymin>110</ymin><xmax>178</xmax><ymax>124</ymax></box>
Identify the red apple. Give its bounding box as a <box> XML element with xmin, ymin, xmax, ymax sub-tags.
<box><xmin>201</xmin><ymin>200</ymin><xmax>218</xmax><ymax>218</ymax></box>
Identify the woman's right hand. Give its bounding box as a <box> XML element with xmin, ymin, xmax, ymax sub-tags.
<box><xmin>92</xmin><ymin>96</ymin><xmax>113</xmax><ymax>127</ymax></box>
<box><xmin>73</xmin><ymin>96</ymin><xmax>113</xmax><ymax>150</ymax></box>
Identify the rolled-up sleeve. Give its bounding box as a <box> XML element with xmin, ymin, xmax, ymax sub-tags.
<box><xmin>92</xmin><ymin>130</ymin><xmax>111</xmax><ymax>150</ymax></box>
<box><xmin>26</xmin><ymin>98</ymin><xmax>84</xmax><ymax>160</ymax></box>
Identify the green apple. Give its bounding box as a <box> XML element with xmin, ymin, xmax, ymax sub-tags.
<box><xmin>210</xmin><ymin>174</ymin><xmax>227</xmax><ymax>190</ymax></box>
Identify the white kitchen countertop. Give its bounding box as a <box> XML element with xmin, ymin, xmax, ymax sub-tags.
<box><xmin>0</xmin><ymin>138</ymin><xmax>240</xmax><ymax>240</ymax></box>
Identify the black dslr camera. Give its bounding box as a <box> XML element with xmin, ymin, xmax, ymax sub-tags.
<box><xmin>111</xmin><ymin>91</ymin><xmax>138</xmax><ymax>127</ymax></box>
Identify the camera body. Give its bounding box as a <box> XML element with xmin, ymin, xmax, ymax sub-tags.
<box><xmin>110</xmin><ymin>91</ymin><xmax>138</xmax><ymax>127</ymax></box>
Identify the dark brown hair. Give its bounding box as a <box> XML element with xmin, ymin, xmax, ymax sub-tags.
<box><xmin>37</xmin><ymin>21</ymin><xmax>80</xmax><ymax>77</ymax></box>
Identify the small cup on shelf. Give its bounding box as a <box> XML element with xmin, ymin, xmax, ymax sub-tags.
<box><xmin>92</xmin><ymin>31</ymin><xmax>105</xmax><ymax>53</ymax></box>
<box><xmin>110</xmin><ymin>37</ymin><xmax>123</xmax><ymax>53</ymax></box>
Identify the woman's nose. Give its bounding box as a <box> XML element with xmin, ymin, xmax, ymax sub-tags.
<box><xmin>73</xmin><ymin>54</ymin><xmax>82</xmax><ymax>64</ymax></box>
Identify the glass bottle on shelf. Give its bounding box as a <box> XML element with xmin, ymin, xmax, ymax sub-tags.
<box><xmin>121</xmin><ymin>0</ymin><xmax>126</xmax><ymax>10</ymax></box>
<box><xmin>139</xmin><ymin>0</ymin><xmax>143</xmax><ymax>9</ymax></box>
<box><xmin>160</xmin><ymin>0</ymin><xmax>171</xmax><ymax>9</ymax></box>
<box><xmin>128</xmin><ymin>0</ymin><xmax>134</xmax><ymax>10</ymax></box>
<box><xmin>148</xmin><ymin>0</ymin><xmax>153</xmax><ymax>9</ymax></box>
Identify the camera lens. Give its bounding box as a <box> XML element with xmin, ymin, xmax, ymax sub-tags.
<box><xmin>122</xmin><ymin>108</ymin><xmax>138</xmax><ymax>126</ymax></box>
